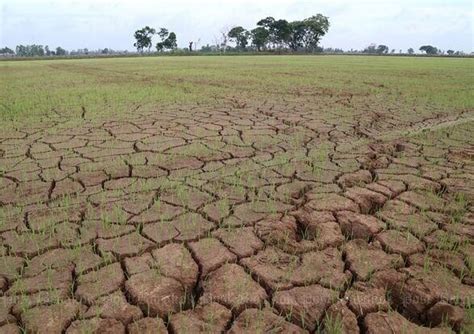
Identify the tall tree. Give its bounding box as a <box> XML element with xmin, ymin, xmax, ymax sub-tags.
<box><xmin>15</xmin><ymin>45</ymin><xmax>25</xmax><ymax>56</ymax></box>
<box><xmin>257</xmin><ymin>17</ymin><xmax>292</xmax><ymax>48</ymax></box>
<box><xmin>56</xmin><ymin>46</ymin><xmax>67</xmax><ymax>56</ymax></box>
<box><xmin>163</xmin><ymin>32</ymin><xmax>177</xmax><ymax>51</ymax></box>
<box><xmin>376</xmin><ymin>45</ymin><xmax>389</xmax><ymax>54</ymax></box>
<box><xmin>134</xmin><ymin>26</ymin><xmax>156</xmax><ymax>52</ymax></box>
<box><xmin>156</xmin><ymin>28</ymin><xmax>168</xmax><ymax>52</ymax></box>
<box><xmin>288</xmin><ymin>21</ymin><xmax>306</xmax><ymax>51</ymax></box>
<box><xmin>256</xmin><ymin>17</ymin><xmax>276</xmax><ymax>47</ymax></box>
<box><xmin>419</xmin><ymin>45</ymin><xmax>438</xmax><ymax>55</ymax></box>
<box><xmin>228</xmin><ymin>26</ymin><xmax>250</xmax><ymax>49</ymax></box>
<box><xmin>157</xmin><ymin>28</ymin><xmax>169</xmax><ymax>40</ymax></box>
<box><xmin>0</xmin><ymin>47</ymin><xmax>14</xmax><ymax>54</ymax></box>
<box><xmin>301</xmin><ymin>14</ymin><xmax>330</xmax><ymax>51</ymax></box>
<box><xmin>251</xmin><ymin>27</ymin><xmax>269</xmax><ymax>51</ymax></box>
<box><xmin>156</xmin><ymin>29</ymin><xmax>177</xmax><ymax>52</ymax></box>
<box><xmin>407</xmin><ymin>48</ymin><xmax>414</xmax><ymax>55</ymax></box>
<box><xmin>274</xmin><ymin>19</ymin><xmax>292</xmax><ymax>47</ymax></box>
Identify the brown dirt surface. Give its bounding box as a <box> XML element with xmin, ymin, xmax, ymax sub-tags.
<box><xmin>168</xmin><ymin>302</ymin><xmax>232</xmax><ymax>333</ymax></box>
<box><xmin>0</xmin><ymin>100</ymin><xmax>472</xmax><ymax>333</ymax></box>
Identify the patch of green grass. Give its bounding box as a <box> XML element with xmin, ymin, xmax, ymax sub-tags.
<box><xmin>1</xmin><ymin>56</ymin><xmax>472</xmax><ymax>126</ymax></box>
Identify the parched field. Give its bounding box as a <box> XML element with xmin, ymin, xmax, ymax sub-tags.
<box><xmin>0</xmin><ymin>56</ymin><xmax>473</xmax><ymax>333</ymax></box>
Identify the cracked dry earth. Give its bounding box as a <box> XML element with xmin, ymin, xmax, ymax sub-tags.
<box><xmin>0</xmin><ymin>102</ymin><xmax>473</xmax><ymax>334</ymax></box>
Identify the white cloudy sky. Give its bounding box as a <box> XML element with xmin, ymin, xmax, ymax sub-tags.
<box><xmin>0</xmin><ymin>0</ymin><xmax>472</xmax><ymax>52</ymax></box>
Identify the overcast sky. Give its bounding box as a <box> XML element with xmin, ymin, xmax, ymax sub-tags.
<box><xmin>1</xmin><ymin>0</ymin><xmax>472</xmax><ymax>52</ymax></box>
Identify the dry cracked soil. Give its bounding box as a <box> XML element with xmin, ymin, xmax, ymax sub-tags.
<box><xmin>0</xmin><ymin>101</ymin><xmax>473</xmax><ymax>333</ymax></box>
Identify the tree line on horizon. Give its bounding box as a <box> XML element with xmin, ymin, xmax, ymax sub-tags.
<box><xmin>132</xmin><ymin>14</ymin><xmax>330</xmax><ymax>53</ymax></box>
<box><xmin>0</xmin><ymin>14</ymin><xmax>468</xmax><ymax>57</ymax></box>
<box><xmin>0</xmin><ymin>45</ymin><xmax>67</xmax><ymax>57</ymax></box>
<box><xmin>0</xmin><ymin>45</ymin><xmax>129</xmax><ymax>57</ymax></box>
<box><xmin>360</xmin><ymin>44</ymin><xmax>460</xmax><ymax>56</ymax></box>
<box><xmin>2</xmin><ymin>43</ymin><xmax>466</xmax><ymax>58</ymax></box>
